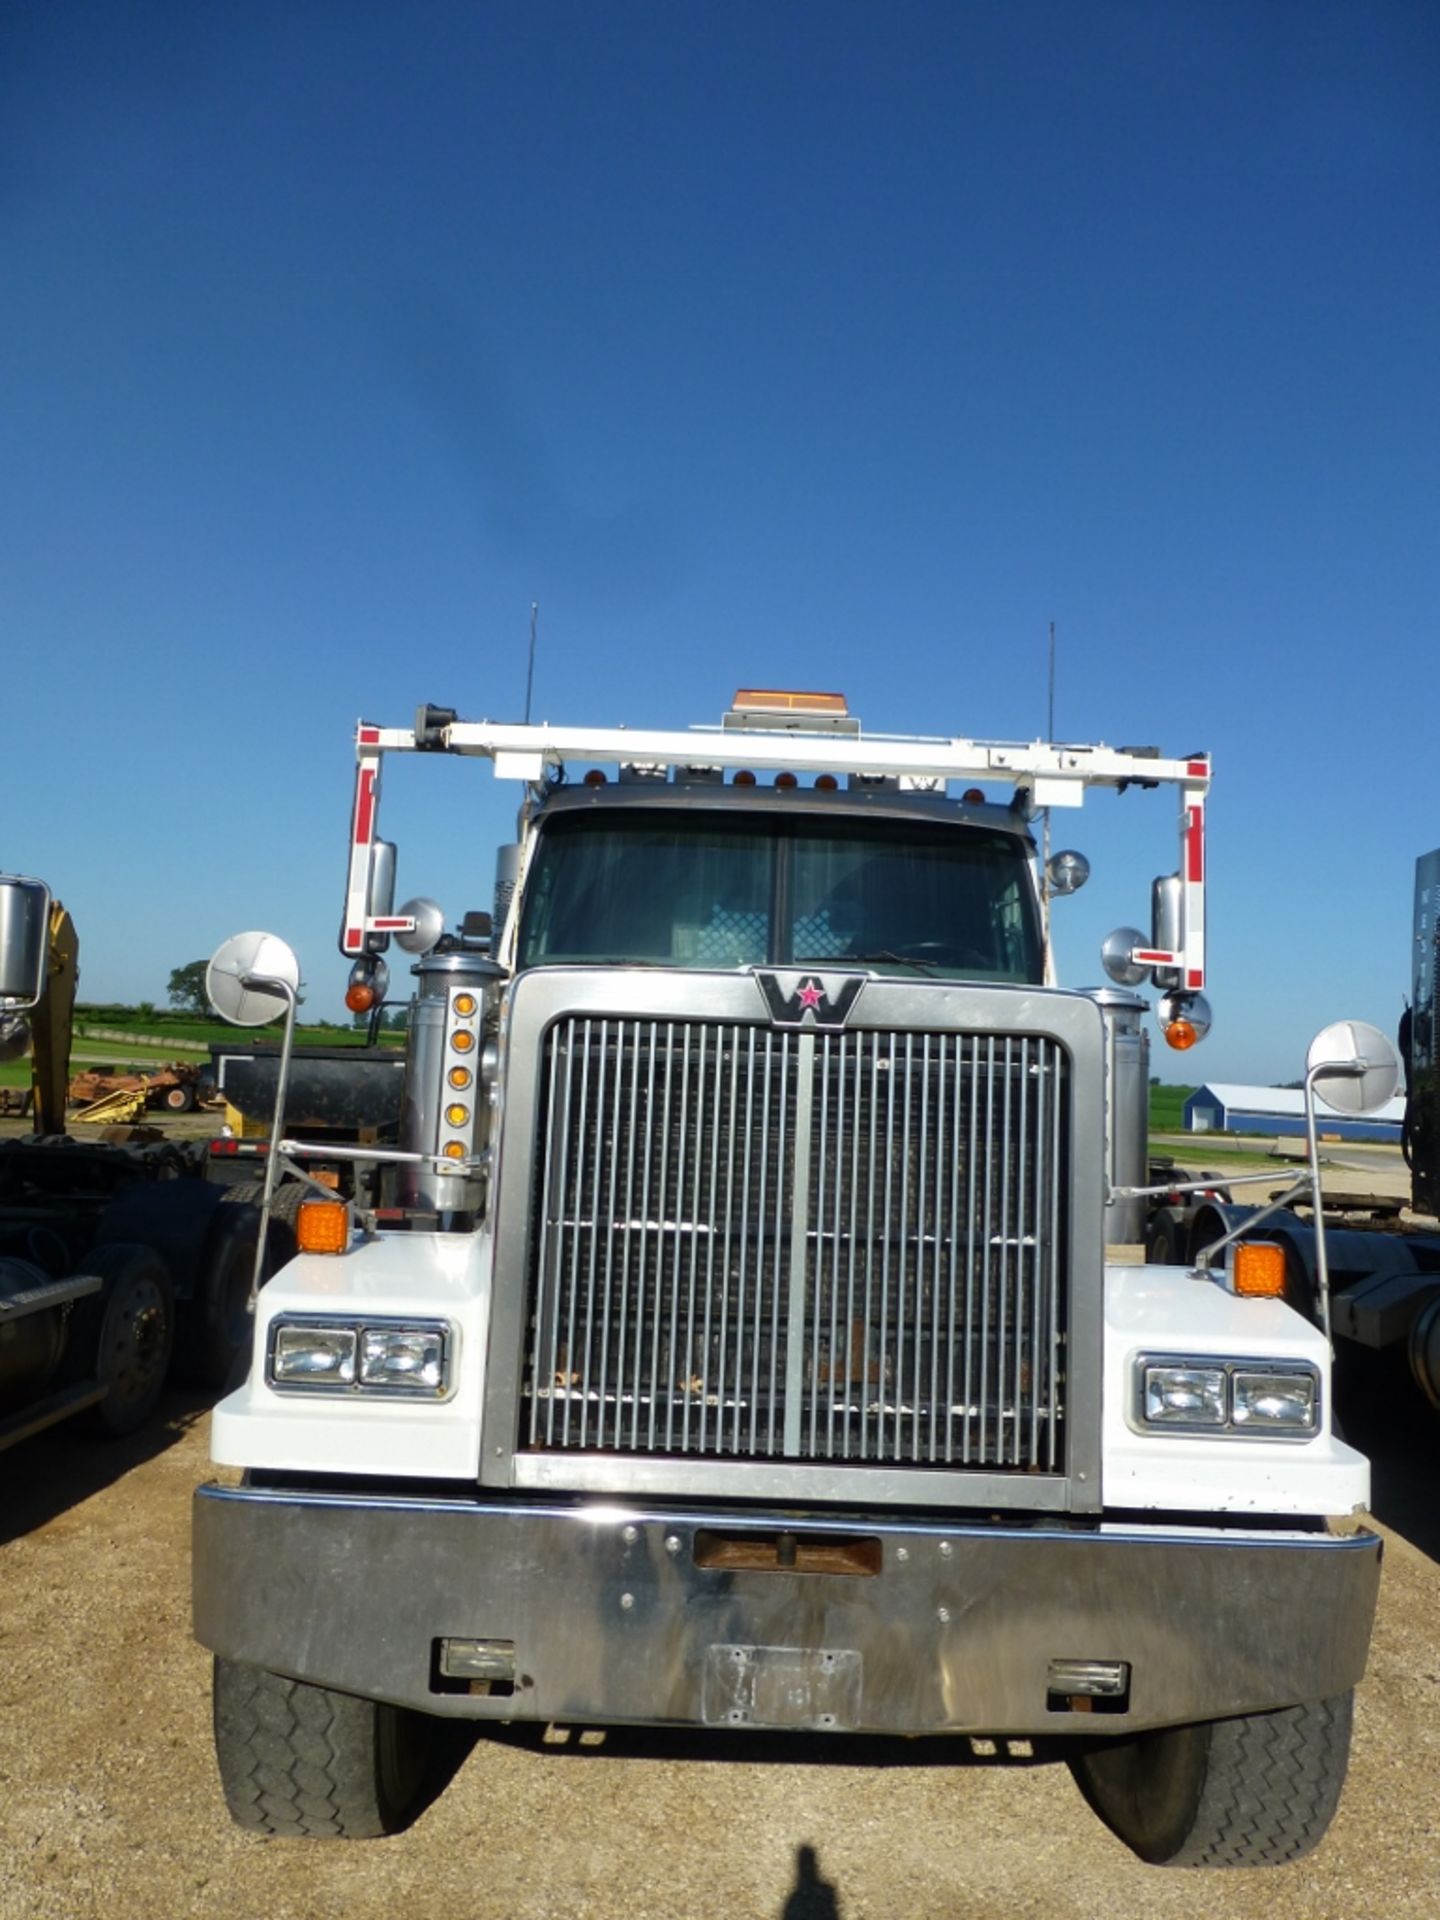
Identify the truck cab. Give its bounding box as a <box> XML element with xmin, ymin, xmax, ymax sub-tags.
<box><xmin>194</xmin><ymin>692</ymin><xmax>1379</xmax><ymax>1866</ymax></box>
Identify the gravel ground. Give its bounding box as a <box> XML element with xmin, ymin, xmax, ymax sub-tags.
<box><xmin>2</xmin><ymin>1369</ymin><xmax>1438</xmax><ymax>1920</ymax></box>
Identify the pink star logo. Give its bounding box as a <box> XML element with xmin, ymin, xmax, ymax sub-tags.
<box><xmin>797</xmin><ymin>979</ymin><xmax>824</xmax><ymax>1011</ymax></box>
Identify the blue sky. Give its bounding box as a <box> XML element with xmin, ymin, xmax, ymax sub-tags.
<box><xmin>4</xmin><ymin>1</ymin><xmax>1437</xmax><ymax>1081</ymax></box>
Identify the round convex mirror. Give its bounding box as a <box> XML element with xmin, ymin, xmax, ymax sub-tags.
<box><xmin>207</xmin><ymin>931</ymin><xmax>301</xmax><ymax>1027</ymax></box>
<box><xmin>1306</xmin><ymin>1018</ymin><xmax>1401</xmax><ymax>1117</ymax></box>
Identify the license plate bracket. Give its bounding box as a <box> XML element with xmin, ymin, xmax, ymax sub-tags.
<box><xmin>701</xmin><ymin>1643</ymin><xmax>862</xmax><ymax>1730</ymax></box>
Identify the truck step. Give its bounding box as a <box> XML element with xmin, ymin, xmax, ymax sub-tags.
<box><xmin>0</xmin><ymin>1381</ymin><xmax>108</xmax><ymax>1453</ymax></box>
<box><xmin>0</xmin><ymin>1273</ymin><xmax>104</xmax><ymax>1319</ymax></box>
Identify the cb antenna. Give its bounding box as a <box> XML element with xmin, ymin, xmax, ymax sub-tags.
<box><xmin>1041</xmin><ymin>620</ymin><xmax>1056</xmax><ymax>966</ymax></box>
<box><xmin>524</xmin><ymin>601</ymin><xmax>539</xmax><ymax>725</ymax></box>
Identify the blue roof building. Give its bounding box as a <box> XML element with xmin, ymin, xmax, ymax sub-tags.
<box><xmin>1182</xmin><ymin>1083</ymin><xmax>1404</xmax><ymax>1144</ymax></box>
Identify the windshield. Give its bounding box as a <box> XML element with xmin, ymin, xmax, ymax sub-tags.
<box><xmin>517</xmin><ymin>808</ymin><xmax>1043</xmax><ymax>983</ymax></box>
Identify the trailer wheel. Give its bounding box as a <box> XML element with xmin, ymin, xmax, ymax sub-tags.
<box><xmin>164</xmin><ymin>1084</ymin><xmax>196</xmax><ymax>1113</ymax></box>
<box><xmin>74</xmin><ymin>1244</ymin><xmax>176</xmax><ymax>1438</ymax></box>
<box><xmin>213</xmin><ymin>1659</ymin><xmax>433</xmax><ymax>1839</ymax></box>
<box><xmin>1069</xmin><ymin>1691</ymin><xmax>1353</xmax><ymax>1867</ymax></box>
<box><xmin>219</xmin><ymin>1179</ymin><xmax>303</xmax><ymax>1265</ymax></box>
<box><xmin>1145</xmin><ymin>1213</ymin><xmax>1187</xmax><ymax>1266</ymax></box>
<box><xmin>176</xmin><ymin>1200</ymin><xmax>261</xmax><ymax>1389</ymax></box>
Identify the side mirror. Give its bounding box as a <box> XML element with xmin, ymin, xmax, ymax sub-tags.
<box><xmin>1149</xmin><ymin>874</ymin><xmax>1183</xmax><ymax>990</ymax></box>
<box><xmin>207</xmin><ymin>931</ymin><xmax>302</xmax><ymax>1027</ymax></box>
<box><xmin>1306</xmin><ymin>1019</ymin><xmax>1401</xmax><ymax>1116</ymax></box>
<box><xmin>1046</xmin><ymin>850</ymin><xmax>1090</xmax><ymax>897</ymax></box>
<box><xmin>394</xmin><ymin>898</ymin><xmax>446</xmax><ymax>956</ymax></box>
<box><xmin>1102</xmin><ymin>927</ymin><xmax>1148</xmax><ymax>988</ymax></box>
<box><xmin>0</xmin><ymin>874</ymin><xmax>51</xmax><ymax>1010</ymax></box>
<box><xmin>366</xmin><ymin>840</ymin><xmax>398</xmax><ymax>953</ymax></box>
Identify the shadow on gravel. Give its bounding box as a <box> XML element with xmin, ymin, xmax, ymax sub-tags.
<box><xmin>462</xmin><ymin>1718</ymin><xmax>1064</xmax><ymax>1772</ymax></box>
<box><xmin>1336</xmin><ymin>1349</ymin><xmax>1440</xmax><ymax>1565</ymax></box>
<box><xmin>0</xmin><ymin>1384</ymin><xmax>211</xmax><ymax>1547</ymax></box>
<box><xmin>781</xmin><ymin>1844</ymin><xmax>842</xmax><ymax>1920</ymax></box>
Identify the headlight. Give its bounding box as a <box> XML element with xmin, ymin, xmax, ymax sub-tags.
<box><xmin>272</xmin><ymin>1324</ymin><xmax>357</xmax><ymax>1385</ymax></box>
<box><xmin>360</xmin><ymin>1325</ymin><xmax>446</xmax><ymax>1392</ymax></box>
<box><xmin>1232</xmin><ymin>1368</ymin><xmax>1317</xmax><ymax>1431</ymax></box>
<box><xmin>267</xmin><ymin>1319</ymin><xmax>453</xmax><ymax>1397</ymax></box>
<box><xmin>1133</xmin><ymin>1355</ymin><xmax>1319</xmax><ymax>1438</ymax></box>
<box><xmin>1143</xmin><ymin>1365</ymin><xmax>1226</xmax><ymax>1426</ymax></box>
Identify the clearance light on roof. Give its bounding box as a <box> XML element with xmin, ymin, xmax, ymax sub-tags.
<box><xmin>815</xmin><ymin>774</ymin><xmax>838</xmax><ymax>791</ymax></box>
<box><xmin>775</xmin><ymin>771</ymin><xmax>798</xmax><ymax>790</ymax></box>
<box><xmin>962</xmin><ymin>788</ymin><xmax>985</xmax><ymax>805</ymax></box>
<box><xmin>733</xmin><ymin>688</ymin><xmax>848</xmax><ymax>714</ymax></box>
<box><xmin>733</xmin><ymin>770</ymin><xmax>756</xmax><ymax>787</ymax></box>
<box><xmin>584</xmin><ymin>769</ymin><xmax>608</xmax><ymax>786</ymax></box>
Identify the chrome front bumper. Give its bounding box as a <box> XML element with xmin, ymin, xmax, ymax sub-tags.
<box><xmin>193</xmin><ymin>1485</ymin><xmax>1380</xmax><ymax>1736</ymax></box>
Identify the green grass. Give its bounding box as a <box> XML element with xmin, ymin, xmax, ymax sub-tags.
<box><xmin>1148</xmin><ymin>1083</ymin><xmax>1195</xmax><ymax>1132</ymax></box>
<box><xmin>73</xmin><ymin>1009</ymin><xmax>402</xmax><ymax>1050</ymax></box>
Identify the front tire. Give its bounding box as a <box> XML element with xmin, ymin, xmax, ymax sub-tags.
<box><xmin>213</xmin><ymin>1659</ymin><xmax>433</xmax><ymax>1838</ymax></box>
<box><xmin>1069</xmin><ymin>1691</ymin><xmax>1354</xmax><ymax>1867</ymax></box>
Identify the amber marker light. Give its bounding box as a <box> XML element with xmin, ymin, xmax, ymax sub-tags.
<box><xmin>297</xmin><ymin>1201</ymin><xmax>350</xmax><ymax>1256</ymax></box>
<box><xmin>345</xmin><ymin>982</ymin><xmax>376</xmax><ymax>1014</ymax></box>
<box><xmin>815</xmin><ymin>774</ymin><xmax>838</xmax><ymax>791</ymax></box>
<box><xmin>1233</xmin><ymin>1243</ymin><xmax>1286</xmax><ymax>1299</ymax></box>
<box><xmin>451</xmin><ymin>1030</ymin><xmax>475</xmax><ymax>1053</ymax></box>
<box><xmin>733</xmin><ymin>770</ymin><xmax>756</xmax><ymax>787</ymax></box>
<box><xmin>453</xmin><ymin>993</ymin><xmax>477</xmax><ymax>1017</ymax></box>
<box><xmin>1164</xmin><ymin>1018</ymin><xmax>1199</xmax><ymax>1050</ymax></box>
<box><xmin>445</xmin><ymin>1103</ymin><xmax>470</xmax><ymax>1127</ymax></box>
<box><xmin>584</xmin><ymin>768</ymin><xmax>608</xmax><ymax>786</ymax></box>
<box><xmin>448</xmin><ymin>1065</ymin><xmax>473</xmax><ymax>1089</ymax></box>
<box><xmin>775</xmin><ymin>771</ymin><xmax>798</xmax><ymax>790</ymax></box>
<box><xmin>442</xmin><ymin>1141</ymin><xmax>466</xmax><ymax>1160</ymax></box>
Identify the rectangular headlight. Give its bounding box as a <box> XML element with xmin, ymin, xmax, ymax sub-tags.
<box><xmin>1142</xmin><ymin>1365</ymin><xmax>1227</xmax><ymax>1427</ymax></box>
<box><xmin>360</xmin><ymin>1325</ymin><xmax>447</xmax><ymax>1392</ymax></box>
<box><xmin>271</xmin><ymin>1323</ymin><xmax>357</xmax><ymax>1385</ymax></box>
<box><xmin>267</xmin><ymin>1319</ymin><xmax>452</xmax><ymax>1396</ymax></box>
<box><xmin>1133</xmin><ymin>1355</ymin><xmax>1321</xmax><ymax>1438</ymax></box>
<box><xmin>1232</xmin><ymin>1369</ymin><xmax>1317</xmax><ymax>1432</ymax></box>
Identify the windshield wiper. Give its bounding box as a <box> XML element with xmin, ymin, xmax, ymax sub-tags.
<box><xmin>799</xmin><ymin>950</ymin><xmax>940</xmax><ymax>977</ymax></box>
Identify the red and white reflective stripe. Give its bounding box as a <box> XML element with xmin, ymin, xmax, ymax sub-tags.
<box><xmin>1132</xmin><ymin>949</ymin><xmax>1179</xmax><ymax>966</ymax></box>
<box><xmin>366</xmin><ymin>916</ymin><xmax>415</xmax><ymax>933</ymax></box>
<box><xmin>1181</xmin><ymin>771</ymin><xmax>1206</xmax><ymax>989</ymax></box>
<box><xmin>341</xmin><ymin>737</ymin><xmax>383</xmax><ymax>956</ymax></box>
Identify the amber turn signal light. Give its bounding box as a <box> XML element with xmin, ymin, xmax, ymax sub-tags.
<box><xmin>345</xmin><ymin>982</ymin><xmax>376</xmax><ymax>1014</ymax></box>
<box><xmin>1233</xmin><ymin>1243</ymin><xmax>1286</xmax><ymax>1299</ymax></box>
<box><xmin>297</xmin><ymin>1200</ymin><xmax>350</xmax><ymax>1256</ymax></box>
<box><xmin>1163</xmin><ymin>1019</ymin><xmax>1198</xmax><ymax>1050</ymax></box>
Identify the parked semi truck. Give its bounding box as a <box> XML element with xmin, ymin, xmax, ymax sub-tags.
<box><xmin>194</xmin><ymin>692</ymin><xmax>1388</xmax><ymax>1867</ymax></box>
<box><xmin>1144</xmin><ymin>848</ymin><xmax>1440</xmax><ymax>1409</ymax></box>
<box><xmin>0</xmin><ymin>875</ymin><xmax>263</xmax><ymax>1450</ymax></box>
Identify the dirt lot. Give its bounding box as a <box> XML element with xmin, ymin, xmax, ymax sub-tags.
<box><xmin>2</xmin><ymin>1364</ymin><xmax>1438</xmax><ymax>1920</ymax></box>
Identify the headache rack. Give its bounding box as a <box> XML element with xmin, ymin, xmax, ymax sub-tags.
<box><xmin>339</xmin><ymin>700</ymin><xmax>1210</xmax><ymax>994</ymax></box>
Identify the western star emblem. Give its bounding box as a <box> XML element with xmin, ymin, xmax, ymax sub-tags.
<box><xmin>755</xmin><ymin>970</ymin><xmax>866</xmax><ymax>1031</ymax></box>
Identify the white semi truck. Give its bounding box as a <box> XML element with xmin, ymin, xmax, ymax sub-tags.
<box><xmin>194</xmin><ymin>690</ymin><xmax>1386</xmax><ymax>1866</ymax></box>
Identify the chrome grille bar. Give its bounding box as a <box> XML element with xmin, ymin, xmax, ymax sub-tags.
<box><xmin>524</xmin><ymin>1015</ymin><xmax>1068</xmax><ymax>1471</ymax></box>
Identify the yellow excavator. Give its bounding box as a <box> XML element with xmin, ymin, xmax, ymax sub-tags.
<box><xmin>0</xmin><ymin>883</ymin><xmax>78</xmax><ymax>1135</ymax></box>
<box><xmin>1</xmin><ymin>874</ymin><xmax>262</xmax><ymax>1450</ymax></box>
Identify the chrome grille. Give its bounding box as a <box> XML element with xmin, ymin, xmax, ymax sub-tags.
<box><xmin>523</xmin><ymin>1016</ymin><xmax>1068</xmax><ymax>1470</ymax></box>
